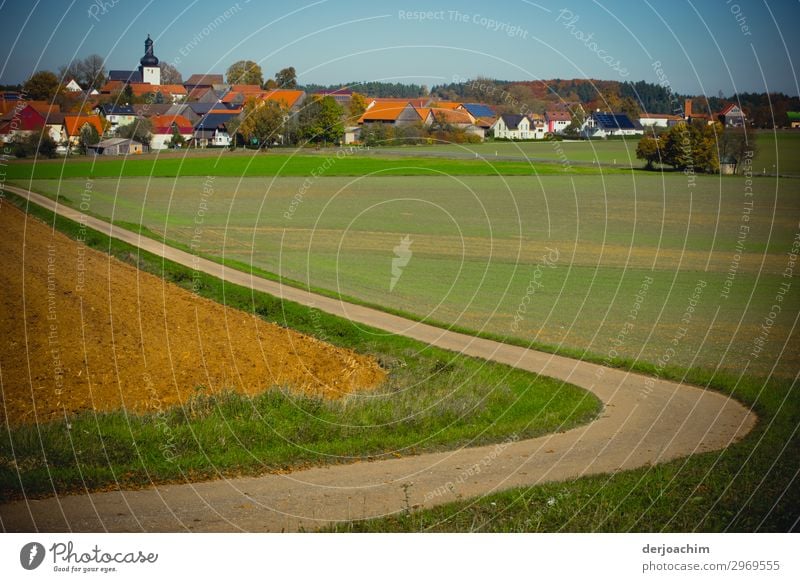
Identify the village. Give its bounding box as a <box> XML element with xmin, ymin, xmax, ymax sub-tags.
<box><xmin>0</xmin><ymin>35</ymin><xmax>759</xmax><ymax>157</ymax></box>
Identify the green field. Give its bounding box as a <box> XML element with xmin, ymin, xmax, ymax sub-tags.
<box><xmin>20</xmin><ymin>168</ymin><xmax>800</xmax><ymax>379</ymax></box>
<box><xmin>0</xmin><ymin>192</ymin><xmax>599</xmax><ymax>499</ymax></box>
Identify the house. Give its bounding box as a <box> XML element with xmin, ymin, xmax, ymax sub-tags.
<box><xmin>131</xmin><ymin>103</ymin><xmax>174</xmax><ymax>118</ymax></box>
<box><xmin>108</xmin><ymin>70</ymin><xmax>143</xmax><ymax>84</ymax></box>
<box><xmin>62</xmin><ymin>114</ymin><xmax>105</xmax><ymax>146</ymax></box>
<box><xmin>64</xmin><ymin>78</ymin><xmax>83</xmax><ymax>92</ymax></box>
<box><xmin>187</xmin><ymin>87</ymin><xmax>220</xmax><ymax>102</ymax></box>
<box><xmin>96</xmin><ymin>103</ymin><xmax>137</xmax><ymax>133</ymax></box>
<box><xmin>582</xmin><ymin>112</ymin><xmax>643</xmax><ymax>138</ymax></box>
<box><xmin>359</xmin><ymin>100</ymin><xmax>424</xmax><ymax>126</ymax></box>
<box><xmin>491</xmin><ymin>114</ymin><xmax>533</xmax><ymax>139</ymax></box>
<box><xmin>545</xmin><ymin>110</ymin><xmax>571</xmax><ymax>134</ymax></box>
<box><xmin>87</xmin><ymin>137</ymin><xmax>144</xmax><ymax>156</ymax></box>
<box><xmin>223</xmin><ymin>89</ymin><xmax>306</xmax><ymax>111</ymax></box>
<box><xmin>718</xmin><ymin>103</ymin><xmax>746</xmax><ymax>127</ymax></box>
<box><xmin>184</xmin><ymin>74</ymin><xmax>224</xmax><ymax>93</ymax></box>
<box><xmin>788</xmin><ymin>112</ymin><xmax>800</xmax><ymax>129</ymax></box>
<box><xmin>150</xmin><ymin>115</ymin><xmax>194</xmax><ymax>149</ymax></box>
<box><xmin>0</xmin><ymin>103</ymin><xmax>46</xmax><ymax>142</ymax></box>
<box><xmin>194</xmin><ymin>112</ymin><xmax>236</xmax><ymax>147</ymax></box>
<box><xmin>638</xmin><ymin>112</ymin><xmax>683</xmax><ymax>128</ymax></box>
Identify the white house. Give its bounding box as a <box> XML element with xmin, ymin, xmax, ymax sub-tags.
<box><xmin>545</xmin><ymin>110</ymin><xmax>571</xmax><ymax>134</ymax></box>
<box><xmin>492</xmin><ymin>114</ymin><xmax>535</xmax><ymax>139</ymax></box>
<box><xmin>96</xmin><ymin>104</ymin><xmax>137</xmax><ymax>133</ymax></box>
<box><xmin>582</xmin><ymin>112</ymin><xmax>643</xmax><ymax>138</ymax></box>
<box><xmin>638</xmin><ymin>113</ymin><xmax>682</xmax><ymax>128</ymax></box>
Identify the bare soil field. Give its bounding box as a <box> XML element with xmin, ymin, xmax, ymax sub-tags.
<box><xmin>0</xmin><ymin>203</ymin><xmax>384</xmax><ymax>426</ymax></box>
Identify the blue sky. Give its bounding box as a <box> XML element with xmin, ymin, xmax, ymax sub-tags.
<box><xmin>0</xmin><ymin>0</ymin><xmax>797</xmax><ymax>95</ymax></box>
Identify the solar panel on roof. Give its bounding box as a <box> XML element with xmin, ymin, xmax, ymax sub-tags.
<box><xmin>595</xmin><ymin>113</ymin><xmax>635</xmax><ymax>130</ymax></box>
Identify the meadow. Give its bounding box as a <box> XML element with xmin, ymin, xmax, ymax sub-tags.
<box><xmin>22</xmin><ymin>169</ymin><xmax>800</xmax><ymax>380</ymax></box>
<box><xmin>0</xmin><ymin>192</ymin><xmax>599</xmax><ymax>499</ymax></box>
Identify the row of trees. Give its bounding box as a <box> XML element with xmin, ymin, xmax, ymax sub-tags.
<box><xmin>225</xmin><ymin>61</ymin><xmax>298</xmax><ymax>89</ymax></box>
<box><xmin>635</xmin><ymin>122</ymin><xmax>757</xmax><ymax>174</ymax></box>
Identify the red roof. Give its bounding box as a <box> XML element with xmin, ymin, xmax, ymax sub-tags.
<box><xmin>130</xmin><ymin>83</ymin><xmax>187</xmax><ymax>96</ymax></box>
<box><xmin>359</xmin><ymin>101</ymin><xmax>419</xmax><ymax>123</ymax></box>
<box><xmin>150</xmin><ymin>115</ymin><xmax>194</xmax><ymax>135</ymax></box>
<box><xmin>545</xmin><ymin>110</ymin><xmax>571</xmax><ymax>121</ymax></box>
<box><xmin>719</xmin><ymin>103</ymin><xmax>744</xmax><ymax>116</ymax></box>
<box><xmin>0</xmin><ymin>104</ymin><xmax>45</xmax><ymax>133</ymax></box>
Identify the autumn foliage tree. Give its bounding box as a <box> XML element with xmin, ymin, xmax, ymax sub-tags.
<box><xmin>237</xmin><ymin>98</ymin><xmax>287</xmax><ymax>147</ymax></box>
<box><xmin>23</xmin><ymin>71</ymin><xmax>60</xmax><ymax>100</ymax></box>
<box><xmin>226</xmin><ymin>60</ymin><xmax>263</xmax><ymax>86</ymax></box>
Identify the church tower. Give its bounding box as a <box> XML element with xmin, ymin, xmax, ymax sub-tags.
<box><xmin>139</xmin><ymin>34</ymin><xmax>161</xmax><ymax>85</ymax></box>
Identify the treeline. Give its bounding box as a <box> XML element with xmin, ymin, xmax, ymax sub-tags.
<box><xmin>301</xmin><ymin>81</ymin><xmax>428</xmax><ymax>98</ymax></box>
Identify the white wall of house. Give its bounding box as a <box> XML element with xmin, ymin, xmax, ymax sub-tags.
<box><xmin>151</xmin><ymin>131</ymin><xmax>192</xmax><ymax>150</ymax></box>
<box><xmin>492</xmin><ymin>116</ymin><xmax>533</xmax><ymax>139</ymax></box>
<box><xmin>639</xmin><ymin>117</ymin><xmax>669</xmax><ymax>128</ymax></box>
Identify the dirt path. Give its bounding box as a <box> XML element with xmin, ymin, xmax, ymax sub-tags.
<box><xmin>0</xmin><ymin>185</ymin><xmax>756</xmax><ymax>532</ymax></box>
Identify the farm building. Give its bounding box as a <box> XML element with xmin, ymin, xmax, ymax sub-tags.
<box><xmin>87</xmin><ymin>137</ymin><xmax>144</xmax><ymax>156</ymax></box>
<box><xmin>194</xmin><ymin>111</ymin><xmax>237</xmax><ymax>147</ymax></box>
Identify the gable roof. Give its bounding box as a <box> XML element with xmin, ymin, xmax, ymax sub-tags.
<box><xmin>359</xmin><ymin>101</ymin><xmax>420</xmax><ymax>123</ymax></box>
<box><xmin>195</xmin><ymin>112</ymin><xmax>237</xmax><ymax>130</ymax></box>
<box><xmin>0</xmin><ymin>105</ymin><xmax>45</xmax><ymax>133</ymax></box>
<box><xmin>185</xmin><ymin>74</ymin><xmax>224</xmax><ymax>86</ymax></box>
<box><xmin>132</xmin><ymin>103</ymin><xmax>174</xmax><ymax>117</ymax></box>
<box><xmin>108</xmin><ymin>70</ymin><xmax>143</xmax><ymax>83</ymax></box>
<box><xmin>461</xmin><ymin>103</ymin><xmax>495</xmax><ymax>118</ymax></box>
<box><xmin>545</xmin><ymin>110</ymin><xmax>571</xmax><ymax>121</ymax></box>
<box><xmin>431</xmin><ymin>108</ymin><xmax>473</xmax><ymax>125</ymax></box>
<box><xmin>430</xmin><ymin>101</ymin><xmax>462</xmax><ymax>110</ymax></box>
<box><xmin>99</xmin><ymin>103</ymin><xmax>136</xmax><ymax>115</ymax></box>
<box><xmin>498</xmin><ymin>113</ymin><xmax>526</xmax><ymax>129</ymax></box>
<box><xmin>592</xmin><ymin>112</ymin><xmax>637</xmax><ymax>130</ymax></box>
<box><xmin>63</xmin><ymin>114</ymin><xmax>104</xmax><ymax>136</ymax></box>
<box><xmin>129</xmin><ymin>83</ymin><xmax>187</xmax><ymax>97</ymax></box>
<box><xmin>150</xmin><ymin>114</ymin><xmax>194</xmax><ymax>134</ymax></box>
<box><xmin>719</xmin><ymin>103</ymin><xmax>745</xmax><ymax>116</ymax></box>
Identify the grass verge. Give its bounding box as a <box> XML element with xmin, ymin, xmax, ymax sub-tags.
<box><xmin>0</xmin><ymin>193</ymin><xmax>600</xmax><ymax>501</ymax></box>
<box><xmin>325</xmin><ymin>371</ymin><xmax>798</xmax><ymax>532</ymax></box>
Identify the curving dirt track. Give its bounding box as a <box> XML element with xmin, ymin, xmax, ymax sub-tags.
<box><xmin>0</xmin><ymin>185</ymin><xmax>756</xmax><ymax>532</ymax></box>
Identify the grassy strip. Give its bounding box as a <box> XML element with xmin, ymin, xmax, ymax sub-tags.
<box><xmin>4</xmin><ymin>152</ymin><xmax>630</xmax><ymax>180</ymax></box>
<box><xmin>0</xmin><ymin>193</ymin><xmax>600</xmax><ymax>500</ymax></box>
<box><xmin>325</xmin><ymin>372</ymin><xmax>798</xmax><ymax>532</ymax></box>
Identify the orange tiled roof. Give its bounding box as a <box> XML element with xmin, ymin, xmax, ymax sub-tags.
<box><xmin>130</xmin><ymin>83</ymin><xmax>187</xmax><ymax>96</ymax></box>
<box><xmin>359</xmin><ymin>101</ymin><xmax>417</xmax><ymax>122</ymax></box>
<box><xmin>63</xmin><ymin>114</ymin><xmax>104</xmax><ymax>136</ymax></box>
<box><xmin>150</xmin><ymin>114</ymin><xmax>194</xmax><ymax>134</ymax></box>
<box><xmin>431</xmin><ymin>108</ymin><xmax>473</xmax><ymax>125</ymax></box>
<box><xmin>431</xmin><ymin>101</ymin><xmax>462</xmax><ymax>110</ymax></box>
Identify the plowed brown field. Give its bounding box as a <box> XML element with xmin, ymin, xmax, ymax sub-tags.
<box><xmin>0</xmin><ymin>203</ymin><xmax>384</xmax><ymax>425</ymax></box>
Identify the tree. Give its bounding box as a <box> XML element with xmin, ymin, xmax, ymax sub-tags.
<box><xmin>635</xmin><ymin>135</ymin><xmax>662</xmax><ymax>170</ymax></box>
<box><xmin>263</xmin><ymin>78</ymin><xmax>278</xmax><ymax>90</ymax></box>
<box><xmin>718</xmin><ymin>128</ymin><xmax>758</xmax><ymax>174</ymax></box>
<box><xmin>562</xmin><ymin>107</ymin><xmax>586</xmax><ymax>137</ymax></box>
<box><xmin>226</xmin><ymin>60</ymin><xmax>263</xmax><ymax>86</ymax></box>
<box><xmin>275</xmin><ymin>66</ymin><xmax>297</xmax><ymax>89</ymax></box>
<box><xmin>348</xmin><ymin>92</ymin><xmax>368</xmax><ymax>122</ymax></box>
<box><xmin>297</xmin><ymin>96</ymin><xmax>344</xmax><ymax>144</ymax></box>
<box><xmin>160</xmin><ymin>62</ymin><xmax>182</xmax><ymax>85</ymax></box>
<box><xmin>118</xmin><ymin>117</ymin><xmax>153</xmax><ymax>146</ymax></box>
<box><xmin>78</xmin><ymin>123</ymin><xmax>100</xmax><ymax>154</ymax></box>
<box><xmin>237</xmin><ymin>98</ymin><xmax>286</xmax><ymax>147</ymax></box>
<box><xmin>23</xmin><ymin>71</ymin><xmax>60</xmax><ymax>100</ymax></box>
<box><xmin>78</xmin><ymin>54</ymin><xmax>106</xmax><ymax>91</ymax></box>
<box><xmin>168</xmin><ymin>124</ymin><xmax>186</xmax><ymax>148</ymax></box>
<box><xmin>122</xmin><ymin>83</ymin><xmax>134</xmax><ymax>103</ymax></box>
<box><xmin>659</xmin><ymin>121</ymin><xmax>721</xmax><ymax>173</ymax></box>
<box><xmin>58</xmin><ymin>61</ymin><xmax>82</xmax><ymax>86</ymax></box>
